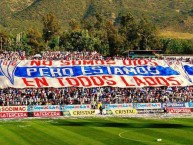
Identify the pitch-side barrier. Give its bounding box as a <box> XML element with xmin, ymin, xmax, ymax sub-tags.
<box><xmin>0</xmin><ymin>102</ymin><xmax>193</xmax><ymax>118</ymax></box>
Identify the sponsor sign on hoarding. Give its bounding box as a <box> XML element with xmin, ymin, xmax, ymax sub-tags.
<box><xmin>63</xmin><ymin>110</ymin><xmax>96</xmax><ymax>116</ymax></box>
<box><xmin>0</xmin><ymin>106</ymin><xmax>27</xmax><ymax>112</ymax></box>
<box><xmin>188</xmin><ymin>102</ymin><xmax>193</xmax><ymax>108</ymax></box>
<box><xmin>28</xmin><ymin>105</ymin><xmax>60</xmax><ymax>112</ymax></box>
<box><xmin>61</xmin><ymin>105</ymin><xmax>91</xmax><ymax>111</ymax></box>
<box><xmin>162</xmin><ymin>102</ymin><xmax>186</xmax><ymax>108</ymax></box>
<box><xmin>0</xmin><ymin>112</ymin><xmax>28</xmax><ymax>118</ymax></box>
<box><xmin>134</xmin><ymin>103</ymin><xmax>161</xmax><ymax>109</ymax></box>
<box><xmin>137</xmin><ymin>109</ymin><xmax>165</xmax><ymax>114</ymax></box>
<box><xmin>105</xmin><ymin>104</ymin><xmax>133</xmax><ymax>109</ymax></box>
<box><xmin>106</xmin><ymin>109</ymin><xmax>137</xmax><ymax>115</ymax></box>
<box><xmin>33</xmin><ymin>111</ymin><xmax>61</xmax><ymax>117</ymax></box>
<box><xmin>167</xmin><ymin>108</ymin><xmax>191</xmax><ymax>113</ymax></box>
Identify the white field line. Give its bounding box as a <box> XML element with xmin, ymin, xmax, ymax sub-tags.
<box><xmin>119</xmin><ymin>131</ymin><xmax>153</xmax><ymax>143</ymax></box>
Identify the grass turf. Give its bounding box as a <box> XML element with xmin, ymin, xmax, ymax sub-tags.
<box><xmin>0</xmin><ymin>117</ymin><xmax>193</xmax><ymax>145</ymax></box>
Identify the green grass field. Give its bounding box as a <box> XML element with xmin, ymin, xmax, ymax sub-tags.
<box><xmin>0</xmin><ymin>117</ymin><xmax>193</xmax><ymax>145</ymax></box>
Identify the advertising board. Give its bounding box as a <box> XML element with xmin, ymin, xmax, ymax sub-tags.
<box><xmin>106</xmin><ymin>109</ymin><xmax>137</xmax><ymax>115</ymax></box>
<box><xmin>33</xmin><ymin>111</ymin><xmax>61</xmax><ymax>117</ymax></box>
<box><xmin>188</xmin><ymin>102</ymin><xmax>193</xmax><ymax>108</ymax></box>
<box><xmin>63</xmin><ymin>110</ymin><xmax>96</xmax><ymax>116</ymax></box>
<box><xmin>137</xmin><ymin>109</ymin><xmax>164</xmax><ymax>114</ymax></box>
<box><xmin>28</xmin><ymin>105</ymin><xmax>60</xmax><ymax>112</ymax></box>
<box><xmin>167</xmin><ymin>108</ymin><xmax>191</xmax><ymax>113</ymax></box>
<box><xmin>0</xmin><ymin>106</ymin><xmax>27</xmax><ymax>112</ymax></box>
<box><xmin>162</xmin><ymin>103</ymin><xmax>186</xmax><ymax>108</ymax></box>
<box><xmin>0</xmin><ymin>112</ymin><xmax>28</xmax><ymax>118</ymax></box>
<box><xmin>134</xmin><ymin>103</ymin><xmax>161</xmax><ymax>109</ymax></box>
<box><xmin>61</xmin><ymin>105</ymin><xmax>91</xmax><ymax>111</ymax></box>
<box><xmin>105</xmin><ymin>104</ymin><xmax>133</xmax><ymax>109</ymax></box>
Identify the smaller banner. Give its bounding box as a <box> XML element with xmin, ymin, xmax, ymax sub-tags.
<box><xmin>33</xmin><ymin>111</ymin><xmax>61</xmax><ymax>117</ymax></box>
<box><xmin>61</xmin><ymin>105</ymin><xmax>91</xmax><ymax>111</ymax></box>
<box><xmin>106</xmin><ymin>109</ymin><xmax>137</xmax><ymax>115</ymax></box>
<box><xmin>105</xmin><ymin>104</ymin><xmax>133</xmax><ymax>109</ymax></box>
<box><xmin>63</xmin><ymin>110</ymin><xmax>96</xmax><ymax>116</ymax></box>
<box><xmin>133</xmin><ymin>103</ymin><xmax>161</xmax><ymax>109</ymax></box>
<box><xmin>137</xmin><ymin>109</ymin><xmax>164</xmax><ymax>114</ymax></box>
<box><xmin>0</xmin><ymin>112</ymin><xmax>28</xmax><ymax>118</ymax></box>
<box><xmin>0</xmin><ymin>106</ymin><xmax>27</xmax><ymax>112</ymax></box>
<box><xmin>162</xmin><ymin>102</ymin><xmax>186</xmax><ymax>108</ymax></box>
<box><xmin>188</xmin><ymin>102</ymin><xmax>193</xmax><ymax>108</ymax></box>
<box><xmin>28</xmin><ymin>105</ymin><xmax>60</xmax><ymax>112</ymax></box>
<box><xmin>167</xmin><ymin>108</ymin><xmax>191</xmax><ymax>113</ymax></box>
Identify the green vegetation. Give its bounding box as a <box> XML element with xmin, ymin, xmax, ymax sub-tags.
<box><xmin>1</xmin><ymin>0</ymin><xmax>193</xmax><ymax>55</ymax></box>
<box><xmin>1</xmin><ymin>12</ymin><xmax>193</xmax><ymax>56</ymax></box>
<box><xmin>1</xmin><ymin>0</ymin><xmax>193</xmax><ymax>32</ymax></box>
<box><xmin>0</xmin><ymin>117</ymin><xmax>193</xmax><ymax>145</ymax></box>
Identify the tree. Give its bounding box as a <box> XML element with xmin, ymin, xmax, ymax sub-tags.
<box><xmin>81</xmin><ymin>10</ymin><xmax>112</xmax><ymax>55</ymax></box>
<box><xmin>106</xmin><ymin>21</ymin><xmax>124</xmax><ymax>56</ymax></box>
<box><xmin>161</xmin><ymin>39</ymin><xmax>193</xmax><ymax>54</ymax></box>
<box><xmin>59</xmin><ymin>30</ymin><xmax>96</xmax><ymax>52</ymax></box>
<box><xmin>94</xmin><ymin>12</ymin><xmax>105</xmax><ymax>30</ymax></box>
<box><xmin>81</xmin><ymin>16</ymin><xmax>96</xmax><ymax>32</ymax></box>
<box><xmin>137</xmin><ymin>17</ymin><xmax>159</xmax><ymax>50</ymax></box>
<box><xmin>26</xmin><ymin>28</ymin><xmax>43</xmax><ymax>53</ymax></box>
<box><xmin>70</xmin><ymin>30</ymin><xmax>95</xmax><ymax>51</ymax></box>
<box><xmin>182</xmin><ymin>40</ymin><xmax>193</xmax><ymax>54</ymax></box>
<box><xmin>69</xmin><ymin>19</ymin><xmax>80</xmax><ymax>31</ymax></box>
<box><xmin>59</xmin><ymin>31</ymin><xmax>73</xmax><ymax>51</ymax></box>
<box><xmin>118</xmin><ymin>12</ymin><xmax>139</xmax><ymax>50</ymax></box>
<box><xmin>42</xmin><ymin>13</ymin><xmax>60</xmax><ymax>43</ymax></box>
<box><xmin>49</xmin><ymin>36</ymin><xmax>60</xmax><ymax>50</ymax></box>
<box><xmin>0</xmin><ymin>30</ymin><xmax>9</xmax><ymax>50</ymax></box>
<box><xmin>89</xmin><ymin>28</ymin><xmax>109</xmax><ymax>55</ymax></box>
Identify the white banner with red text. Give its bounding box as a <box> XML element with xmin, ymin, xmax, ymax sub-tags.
<box><xmin>0</xmin><ymin>59</ymin><xmax>192</xmax><ymax>88</ymax></box>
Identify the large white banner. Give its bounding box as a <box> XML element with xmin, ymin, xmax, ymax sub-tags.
<box><xmin>0</xmin><ymin>59</ymin><xmax>192</xmax><ymax>88</ymax></box>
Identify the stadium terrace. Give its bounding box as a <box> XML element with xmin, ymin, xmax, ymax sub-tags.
<box><xmin>0</xmin><ymin>50</ymin><xmax>193</xmax><ymax>117</ymax></box>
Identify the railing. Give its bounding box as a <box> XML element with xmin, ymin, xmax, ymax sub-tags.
<box><xmin>0</xmin><ymin>102</ymin><xmax>192</xmax><ymax>118</ymax></box>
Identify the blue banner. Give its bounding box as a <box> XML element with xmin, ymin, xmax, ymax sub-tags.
<box><xmin>13</xmin><ymin>66</ymin><xmax>179</xmax><ymax>78</ymax></box>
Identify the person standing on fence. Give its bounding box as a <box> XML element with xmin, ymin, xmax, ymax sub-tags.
<box><xmin>164</xmin><ymin>104</ymin><xmax>168</xmax><ymax>114</ymax></box>
<box><xmin>99</xmin><ymin>105</ymin><xmax>103</xmax><ymax>115</ymax></box>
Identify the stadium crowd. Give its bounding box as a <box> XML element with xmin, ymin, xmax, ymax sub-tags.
<box><xmin>0</xmin><ymin>86</ymin><xmax>193</xmax><ymax>107</ymax></box>
<box><xmin>0</xmin><ymin>50</ymin><xmax>193</xmax><ymax>107</ymax></box>
<box><xmin>1</xmin><ymin>50</ymin><xmax>193</xmax><ymax>63</ymax></box>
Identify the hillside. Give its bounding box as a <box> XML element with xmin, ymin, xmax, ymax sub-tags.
<box><xmin>0</xmin><ymin>0</ymin><xmax>35</xmax><ymax>16</ymax></box>
<box><xmin>1</xmin><ymin>0</ymin><xmax>193</xmax><ymax>34</ymax></box>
